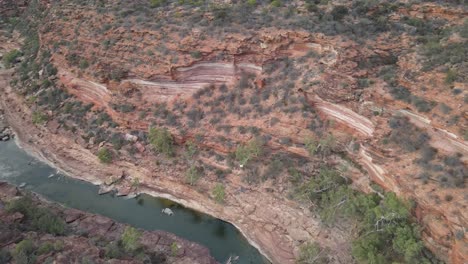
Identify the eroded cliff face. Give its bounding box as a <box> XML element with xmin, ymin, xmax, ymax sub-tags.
<box><xmin>1</xmin><ymin>0</ymin><xmax>467</xmax><ymax>263</ymax></box>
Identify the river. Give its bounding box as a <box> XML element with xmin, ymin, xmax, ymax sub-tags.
<box><xmin>0</xmin><ymin>140</ymin><xmax>270</xmax><ymax>264</ymax></box>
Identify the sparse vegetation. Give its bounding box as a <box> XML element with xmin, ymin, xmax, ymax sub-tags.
<box><xmin>3</xmin><ymin>2</ymin><xmax>460</xmax><ymax>263</ymax></box>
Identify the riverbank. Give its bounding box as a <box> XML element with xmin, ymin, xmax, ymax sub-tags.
<box><xmin>0</xmin><ymin>65</ymin><xmax>351</xmax><ymax>264</ymax></box>
<box><xmin>0</xmin><ymin>181</ymin><xmax>217</xmax><ymax>263</ymax></box>
<box><xmin>0</xmin><ymin>69</ymin><xmax>277</xmax><ymax>263</ymax></box>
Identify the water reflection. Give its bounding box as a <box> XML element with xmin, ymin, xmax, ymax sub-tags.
<box><xmin>214</xmin><ymin>222</ymin><xmax>227</xmax><ymax>238</ymax></box>
<box><xmin>189</xmin><ymin>209</ymin><xmax>203</xmax><ymax>224</ymax></box>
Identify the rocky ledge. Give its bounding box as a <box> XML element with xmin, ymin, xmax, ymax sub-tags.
<box><xmin>0</xmin><ymin>182</ymin><xmax>217</xmax><ymax>264</ymax></box>
<box><xmin>0</xmin><ymin>109</ymin><xmax>13</xmax><ymax>141</ymax></box>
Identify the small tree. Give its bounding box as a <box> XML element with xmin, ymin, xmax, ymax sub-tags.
<box><xmin>212</xmin><ymin>183</ymin><xmax>225</xmax><ymax>204</ymax></box>
<box><xmin>304</xmin><ymin>137</ymin><xmax>318</xmax><ymax>155</ymax></box>
<box><xmin>3</xmin><ymin>49</ymin><xmax>22</xmax><ymax>68</ymax></box>
<box><xmin>184</xmin><ymin>140</ymin><xmax>197</xmax><ymax>159</ymax></box>
<box><xmin>97</xmin><ymin>147</ymin><xmax>113</xmax><ymax>164</ymax></box>
<box><xmin>121</xmin><ymin>227</ymin><xmax>141</xmax><ymax>253</ymax></box>
<box><xmin>170</xmin><ymin>242</ymin><xmax>179</xmax><ymax>256</ymax></box>
<box><xmin>235</xmin><ymin>139</ymin><xmax>262</xmax><ymax>167</ymax></box>
<box><xmin>149</xmin><ymin>127</ymin><xmax>174</xmax><ymax>156</ymax></box>
<box><xmin>185</xmin><ymin>165</ymin><xmax>201</xmax><ymax>186</ymax></box>
<box><xmin>131</xmin><ymin>177</ymin><xmax>140</xmax><ymax>188</ymax></box>
<box><xmin>445</xmin><ymin>69</ymin><xmax>457</xmax><ymax>84</ymax></box>
<box><xmin>297</xmin><ymin>242</ymin><xmax>328</xmax><ymax>264</ymax></box>
<box><xmin>331</xmin><ymin>5</ymin><xmax>349</xmax><ymax>20</ymax></box>
<box><xmin>32</xmin><ymin>111</ymin><xmax>47</xmax><ymax>125</ymax></box>
<box><xmin>13</xmin><ymin>239</ymin><xmax>36</xmax><ymax>264</ymax></box>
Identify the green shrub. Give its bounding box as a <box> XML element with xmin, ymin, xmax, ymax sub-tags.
<box><xmin>148</xmin><ymin>127</ymin><xmax>174</xmax><ymax>156</ymax></box>
<box><xmin>149</xmin><ymin>0</ymin><xmax>167</xmax><ymax>7</ymax></box>
<box><xmin>389</xmin><ymin>86</ymin><xmax>411</xmax><ymax>102</ymax></box>
<box><xmin>97</xmin><ymin>147</ymin><xmax>113</xmax><ymax>164</ymax></box>
<box><xmin>296</xmin><ymin>170</ymin><xmax>434</xmax><ymax>263</ymax></box>
<box><xmin>37</xmin><ymin>242</ymin><xmax>54</xmax><ymax>255</ymax></box>
<box><xmin>331</xmin><ymin>5</ymin><xmax>348</xmax><ymax>20</ymax></box>
<box><xmin>79</xmin><ymin>59</ymin><xmax>89</xmax><ymax>69</ymax></box>
<box><xmin>121</xmin><ymin>227</ymin><xmax>141</xmax><ymax>253</ymax></box>
<box><xmin>104</xmin><ymin>242</ymin><xmax>123</xmax><ymax>259</ymax></box>
<box><xmin>33</xmin><ymin>210</ymin><xmax>66</xmax><ymax>235</ymax></box>
<box><xmin>170</xmin><ymin>242</ymin><xmax>178</xmax><ymax>256</ymax></box>
<box><xmin>7</xmin><ymin>197</ymin><xmax>65</xmax><ymax>235</ymax></box>
<box><xmin>212</xmin><ymin>184</ymin><xmax>225</xmax><ymax>203</ymax></box>
<box><xmin>270</xmin><ymin>0</ymin><xmax>281</xmax><ymax>7</ymax></box>
<box><xmin>247</xmin><ymin>0</ymin><xmax>256</xmax><ymax>6</ymax></box>
<box><xmin>185</xmin><ymin>165</ymin><xmax>202</xmax><ymax>185</ymax></box>
<box><xmin>3</xmin><ymin>49</ymin><xmax>22</xmax><ymax>68</ymax></box>
<box><xmin>32</xmin><ymin>111</ymin><xmax>48</xmax><ymax>124</ymax></box>
<box><xmin>184</xmin><ymin>141</ymin><xmax>198</xmax><ymax>159</ymax></box>
<box><xmin>297</xmin><ymin>242</ymin><xmax>328</xmax><ymax>264</ymax></box>
<box><xmin>13</xmin><ymin>239</ymin><xmax>36</xmax><ymax>264</ymax></box>
<box><xmin>304</xmin><ymin>137</ymin><xmax>318</xmax><ymax>155</ymax></box>
<box><xmin>132</xmin><ymin>177</ymin><xmax>140</xmax><ymax>188</ymax></box>
<box><xmin>388</xmin><ymin>116</ymin><xmax>430</xmax><ymax>152</ymax></box>
<box><xmin>235</xmin><ymin>139</ymin><xmax>262</xmax><ymax>166</ymax></box>
<box><xmin>190</xmin><ymin>51</ymin><xmax>202</xmax><ymax>59</ymax></box>
<box><xmin>445</xmin><ymin>69</ymin><xmax>457</xmax><ymax>84</ymax></box>
<box><xmin>351</xmin><ymin>193</ymin><xmax>430</xmax><ymax>263</ymax></box>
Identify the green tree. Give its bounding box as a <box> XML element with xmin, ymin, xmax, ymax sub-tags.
<box><xmin>149</xmin><ymin>127</ymin><xmax>174</xmax><ymax>156</ymax></box>
<box><xmin>212</xmin><ymin>183</ymin><xmax>225</xmax><ymax>204</ymax></box>
<box><xmin>121</xmin><ymin>227</ymin><xmax>141</xmax><ymax>253</ymax></box>
<box><xmin>97</xmin><ymin>147</ymin><xmax>113</xmax><ymax>164</ymax></box>
<box><xmin>351</xmin><ymin>193</ymin><xmax>429</xmax><ymax>263</ymax></box>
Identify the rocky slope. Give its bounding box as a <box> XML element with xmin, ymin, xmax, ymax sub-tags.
<box><xmin>0</xmin><ymin>181</ymin><xmax>217</xmax><ymax>264</ymax></box>
<box><xmin>1</xmin><ymin>0</ymin><xmax>467</xmax><ymax>263</ymax></box>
